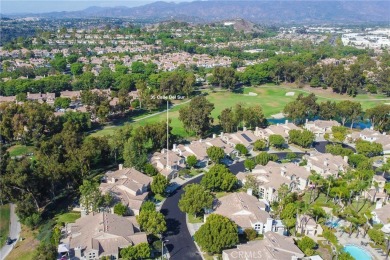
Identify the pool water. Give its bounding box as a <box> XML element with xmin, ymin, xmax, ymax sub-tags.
<box><xmin>343</xmin><ymin>245</ymin><xmax>372</xmax><ymax>260</ymax></box>
<box><xmin>325</xmin><ymin>219</ymin><xmax>341</xmax><ymax>228</ymax></box>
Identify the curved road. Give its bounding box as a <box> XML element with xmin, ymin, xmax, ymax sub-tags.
<box><xmin>0</xmin><ymin>204</ymin><xmax>21</xmax><ymax>260</ymax></box>
<box><xmin>161</xmin><ymin>153</ymin><xmax>309</xmax><ymax>259</ymax></box>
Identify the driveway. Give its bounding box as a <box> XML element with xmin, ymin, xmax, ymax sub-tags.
<box><xmin>0</xmin><ymin>204</ymin><xmax>21</xmax><ymax>260</ymax></box>
<box><xmin>161</xmin><ymin>176</ymin><xmax>203</xmax><ymax>260</ymax></box>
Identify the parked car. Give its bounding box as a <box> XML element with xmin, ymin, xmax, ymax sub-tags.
<box><xmin>6</xmin><ymin>237</ymin><xmax>12</xmax><ymax>245</ymax></box>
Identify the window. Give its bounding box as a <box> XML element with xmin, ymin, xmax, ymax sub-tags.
<box><xmin>259</xmin><ymin>188</ymin><xmax>265</xmax><ymax>198</ymax></box>
<box><xmin>254</xmin><ymin>223</ymin><xmax>262</xmax><ymax>230</ymax></box>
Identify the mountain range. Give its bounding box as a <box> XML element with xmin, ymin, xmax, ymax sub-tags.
<box><xmin>4</xmin><ymin>1</ymin><xmax>390</xmax><ymax>24</ymax></box>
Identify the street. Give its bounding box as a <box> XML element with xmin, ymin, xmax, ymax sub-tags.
<box><xmin>0</xmin><ymin>204</ymin><xmax>21</xmax><ymax>260</ymax></box>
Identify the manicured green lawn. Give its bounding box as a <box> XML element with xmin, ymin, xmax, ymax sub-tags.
<box><xmin>91</xmin><ymin>85</ymin><xmax>389</xmax><ymax>138</ymax></box>
<box><xmin>0</xmin><ymin>204</ymin><xmax>11</xmax><ymax>247</ymax></box>
<box><xmin>55</xmin><ymin>212</ymin><xmax>81</xmax><ymax>224</ymax></box>
<box><xmin>7</xmin><ymin>145</ymin><xmax>35</xmax><ymax>157</ymax></box>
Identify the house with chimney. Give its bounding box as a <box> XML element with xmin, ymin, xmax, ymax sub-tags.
<box><xmin>150</xmin><ymin>149</ymin><xmax>186</xmax><ymax>180</ymax></box>
<box><xmin>221</xmin><ymin>129</ymin><xmax>260</xmax><ymax>150</ymax></box>
<box><xmin>372</xmin><ymin>203</ymin><xmax>390</xmax><ymax>225</ymax></box>
<box><xmin>61</xmin><ymin>212</ymin><xmax>147</xmax><ymax>260</ymax></box>
<box><xmin>222</xmin><ymin>231</ymin><xmax>304</xmax><ymax>260</ymax></box>
<box><xmin>60</xmin><ymin>90</ymin><xmax>82</xmax><ymax>101</ymax></box>
<box><xmin>364</xmin><ymin>174</ymin><xmax>388</xmax><ymax>205</ymax></box>
<box><xmin>304</xmin><ymin>119</ymin><xmax>340</xmax><ymax>137</ymax></box>
<box><xmin>237</xmin><ymin>161</ymin><xmax>311</xmax><ymax>203</ymax></box>
<box><xmin>26</xmin><ymin>92</ymin><xmax>56</xmax><ymax>104</ymax></box>
<box><xmin>303</xmin><ymin>152</ymin><xmax>348</xmax><ymax>177</ymax></box>
<box><xmin>254</xmin><ymin>121</ymin><xmax>300</xmax><ymax>142</ymax></box>
<box><xmin>208</xmin><ymin>192</ymin><xmax>285</xmax><ymax>235</ymax></box>
<box><xmin>296</xmin><ymin>214</ymin><xmax>323</xmax><ymax>237</ymax></box>
<box><xmin>350</xmin><ymin>128</ymin><xmax>390</xmax><ymax>154</ymax></box>
<box><xmin>99</xmin><ymin>165</ymin><xmax>152</xmax><ymax>216</ymax></box>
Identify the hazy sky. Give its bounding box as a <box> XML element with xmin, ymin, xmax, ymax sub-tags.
<box><xmin>1</xmin><ymin>0</ymin><xmax>170</xmax><ymax>14</ymax></box>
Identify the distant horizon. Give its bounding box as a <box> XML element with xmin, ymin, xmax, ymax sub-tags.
<box><xmin>1</xmin><ymin>0</ymin><xmax>386</xmax><ymax>15</ymax></box>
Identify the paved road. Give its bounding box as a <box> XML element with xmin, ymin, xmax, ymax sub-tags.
<box><xmin>0</xmin><ymin>204</ymin><xmax>21</xmax><ymax>260</ymax></box>
<box><xmin>161</xmin><ymin>176</ymin><xmax>203</xmax><ymax>260</ymax></box>
<box><xmin>161</xmin><ymin>153</ymin><xmax>311</xmax><ymax>259</ymax></box>
<box><xmin>314</xmin><ymin>141</ymin><xmax>356</xmax><ymax>153</ymax></box>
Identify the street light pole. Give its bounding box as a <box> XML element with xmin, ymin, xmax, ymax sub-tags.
<box><xmin>161</xmin><ymin>236</ymin><xmax>169</xmax><ymax>260</ymax></box>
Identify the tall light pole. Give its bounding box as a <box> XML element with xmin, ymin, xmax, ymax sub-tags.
<box><xmin>161</xmin><ymin>237</ymin><xmax>169</xmax><ymax>260</ymax></box>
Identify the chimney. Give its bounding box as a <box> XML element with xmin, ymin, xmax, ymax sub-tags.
<box><xmin>343</xmin><ymin>156</ymin><xmax>348</xmax><ymax>163</ymax></box>
<box><xmin>118</xmin><ymin>164</ymin><xmax>123</xmax><ymax>170</ymax></box>
<box><xmin>220</xmin><ymin>132</ymin><xmax>224</xmax><ymax>137</ymax></box>
<box><xmin>255</xmin><ymin>126</ymin><xmax>259</xmax><ymax>132</ymax></box>
<box><xmin>285</xmin><ymin>119</ymin><xmax>288</xmax><ymax>125</ymax></box>
<box><xmin>265</xmin><ymin>218</ymin><xmax>274</xmax><ymax>233</ymax></box>
<box><xmin>199</xmin><ymin>139</ymin><xmax>202</xmax><ymax>143</ymax></box>
<box><xmin>324</xmin><ymin>159</ymin><xmax>328</xmax><ymax>166</ymax></box>
<box><xmin>173</xmin><ymin>144</ymin><xmax>177</xmax><ymax>151</ymax></box>
<box><xmin>243</xmin><ymin>126</ymin><xmax>247</xmax><ymax>131</ymax></box>
<box><xmin>305</xmin><ymin>118</ymin><xmax>309</xmax><ymax>124</ymax></box>
<box><xmin>212</xmin><ymin>134</ymin><xmax>216</xmax><ymax>139</ymax></box>
<box><xmin>247</xmin><ymin>188</ymin><xmax>253</xmax><ymax>196</ymax></box>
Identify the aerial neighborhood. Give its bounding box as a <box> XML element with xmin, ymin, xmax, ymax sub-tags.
<box><xmin>0</xmin><ymin>4</ymin><xmax>390</xmax><ymax>260</ymax></box>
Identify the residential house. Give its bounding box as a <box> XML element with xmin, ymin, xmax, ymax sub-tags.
<box><xmin>364</xmin><ymin>175</ymin><xmax>388</xmax><ymax>204</ymax></box>
<box><xmin>254</xmin><ymin>121</ymin><xmax>300</xmax><ymax>142</ymax></box>
<box><xmin>100</xmin><ymin>165</ymin><xmax>152</xmax><ymax>216</ymax></box>
<box><xmin>150</xmin><ymin>149</ymin><xmax>185</xmax><ymax>180</ymax></box>
<box><xmin>304</xmin><ymin>120</ymin><xmax>341</xmax><ymax>137</ymax></box>
<box><xmin>303</xmin><ymin>152</ymin><xmax>348</xmax><ymax>177</ymax></box>
<box><xmin>372</xmin><ymin>203</ymin><xmax>390</xmax><ymax>224</ymax></box>
<box><xmin>237</xmin><ymin>161</ymin><xmax>311</xmax><ymax>202</ymax></box>
<box><xmin>350</xmin><ymin>128</ymin><xmax>390</xmax><ymax>154</ymax></box>
<box><xmin>296</xmin><ymin>214</ymin><xmax>323</xmax><ymax>237</ymax></box>
<box><xmin>60</xmin><ymin>90</ymin><xmax>82</xmax><ymax>101</ymax></box>
<box><xmin>26</xmin><ymin>92</ymin><xmax>56</xmax><ymax>104</ymax></box>
<box><xmin>209</xmin><ymin>191</ymin><xmax>285</xmax><ymax>235</ymax></box>
<box><xmin>222</xmin><ymin>231</ymin><xmax>304</xmax><ymax>260</ymax></box>
<box><xmin>221</xmin><ymin>129</ymin><xmax>259</xmax><ymax>150</ymax></box>
<box><xmin>0</xmin><ymin>96</ymin><xmax>16</xmax><ymax>103</ymax></box>
<box><xmin>62</xmin><ymin>212</ymin><xmax>147</xmax><ymax>260</ymax></box>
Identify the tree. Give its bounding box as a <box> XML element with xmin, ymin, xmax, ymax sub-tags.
<box><xmin>297</xmin><ymin>236</ymin><xmax>317</xmax><ymax>256</ymax></box>
<box><xmin>356</xmin><ymin>140</ymin><xmax>383</xmax><ymax>157</ymax></box>
<box><xmin>54</xmin><ymin>97</ymin><xmax>71</xmax><ymax>109</ymax></box>
<box><xmin>319</xmin><ymin>101</ymin><xmax>337</xmax><ymax>120</ymax></box>
<box><xmin>79</xmin><ymin>180</ymin><xmax>102</xmax><ymax>214</ymax></box>
<box><xmin>212</xmin><ymin>66</ymin><xmax>237</xmax><ymax>90</ymax></box>
<box><xmin>179</xmin><ymin>96</ymin><xmax>214</xmax><ymax>137</ymax></box>
<box><xmin>367</xmin><ymin>228</ymin><xmax>385</xmax><ymax>246</ymax></box>
<box><xmin>218</xmin><ymin>108</ymin><xmax>236</xmax><ymax>133</ymax></box>
<box><xmin>186</xmin><ymin>155</ymin><xmax>198</xmax><ymax>168</ymax></box>
<box><xmin>253</xmin><ymin>152</ymin><xmax>278</xmax><ymax>166</ymax></box>
<box><xmin>283</xmin><ymin>100</ymin><xmax>306</xmax><ymax>124</ymax></box>
<box><xmin>365</xmin><ymin>104</ymin><xmax>390</xmax><ymax>132</ymax></box>
<box><xmin>151</xmin><ymin>174</ymin><xmax>168</xmax><ymax>195</ymax></box>
<box><xmin>286</xmin><ymin>152</ymin><xmax>297</xmax><ymax>161</ymax></box>
<box><xmin>120</xmin><ymin>243</ymin><xmax>151</xmax><ymax>260</ymax></box>
<box><xmin>201</xmin><ymin>164</ymin><xmax>237</xmax><ymax>191</ymax></box>
<box><xmin>244</xmin><ymin>159</ymin><xmax>255</xmax><ymax>171</ymax></box>
<box><xmin>140</xmin><ymin>201</ymin><xmax>156</xmax><ymax>212</ymax></box>
<box><xmin>269</xmin><ymin>134</ymin><xmax>285</xmax><ymax>149</ymax></box>
<box><xmin>332</xmin><ymin>126</ymin><xmax>348</xmax><ymax>143</ymax></box>
<box><xmin>178</xmin><ymin>184</ymin><xmax>214</xmax><ymax>216</ymax></box>
<box><xmin>136</xmin><ymin>210</ymin><xmax>167</xmax><ymax>235</ymax></box>
<box><xmin>326</xmin><ymin>144</ymin><xmax>353</xmax><ymax>157</ymax></box>
<box><xmin>194</xmin><ymin>214</ymin><xmax>239</xmax><ymax>253</ymax></box>
<box><xmin>114</xmin><ymin>202</ymin><xmax>128</xmax><ymax>216</ymax></box>
<box><xmin>253</xmin><ymin>139</ymin><xmax>267</xmax><ymax>151</ymax></box>
<box><xmin>338</xmin><ymin>252</ymin><xmax>354</xmax><ymax>260</ymax></box>
<box><xmin>235</xmin><ymin>144</ymin><xmax>248</xmax><ymax>155</ymax></box>
<box><xmin>70</xmin><ymin>62</ymin><xmax>84</xmax><ymax>76</ymax></box>
<box><xmin>288</xmin><ymin>130</ymin><xmax>315</xmax><ymax>148</ymax></box>
<box><xmin>206</xmin><ymin>146</ymin><xmax>225</xmax><ymax>164</ymax></box>
<box><xmin>144</xmin><ymin>163</ymin><xmax>158</xmax><ymax>176</ymax></box>
<box><xmin>336</xmin><ymin>100</ymin><xmax>362</xmax><ymax>127</ymax></box>
<box><xmin>244</xmin><ymin>228</ymin><xmax>257</xmax><ymax>241</ymax></box>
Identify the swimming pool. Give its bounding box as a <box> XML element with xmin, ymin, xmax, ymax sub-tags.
<box><xmin>343</xmin><ymin>244</ymin><xmax>372</xmax><ymax>260</ymax></box>
<box><xmin>325</xmin><ymin>219</ymin><xmax>341</xmax><ymax>228</ymax></box>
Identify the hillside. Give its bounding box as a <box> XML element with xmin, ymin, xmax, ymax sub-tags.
<box><xmin>4</xmin><ymin>1</ymin><xmax>389</xmax><ymax>25</ymax></box>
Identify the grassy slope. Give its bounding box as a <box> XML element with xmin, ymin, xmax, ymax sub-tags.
<box><xmin>90</xmin><ymin>85</ymin><xmax>389</xmax><ymax>138</ymax></box>
<box><xmin>0</xmin><ymin>204</ymin><xmax>10</xmax><ymax>247</ymax></box>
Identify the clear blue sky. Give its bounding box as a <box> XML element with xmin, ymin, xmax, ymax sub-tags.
<box><xmin>1</xmin><ymin>0</ymin><xmax>174</xmax><ymax>14</ymax></box>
